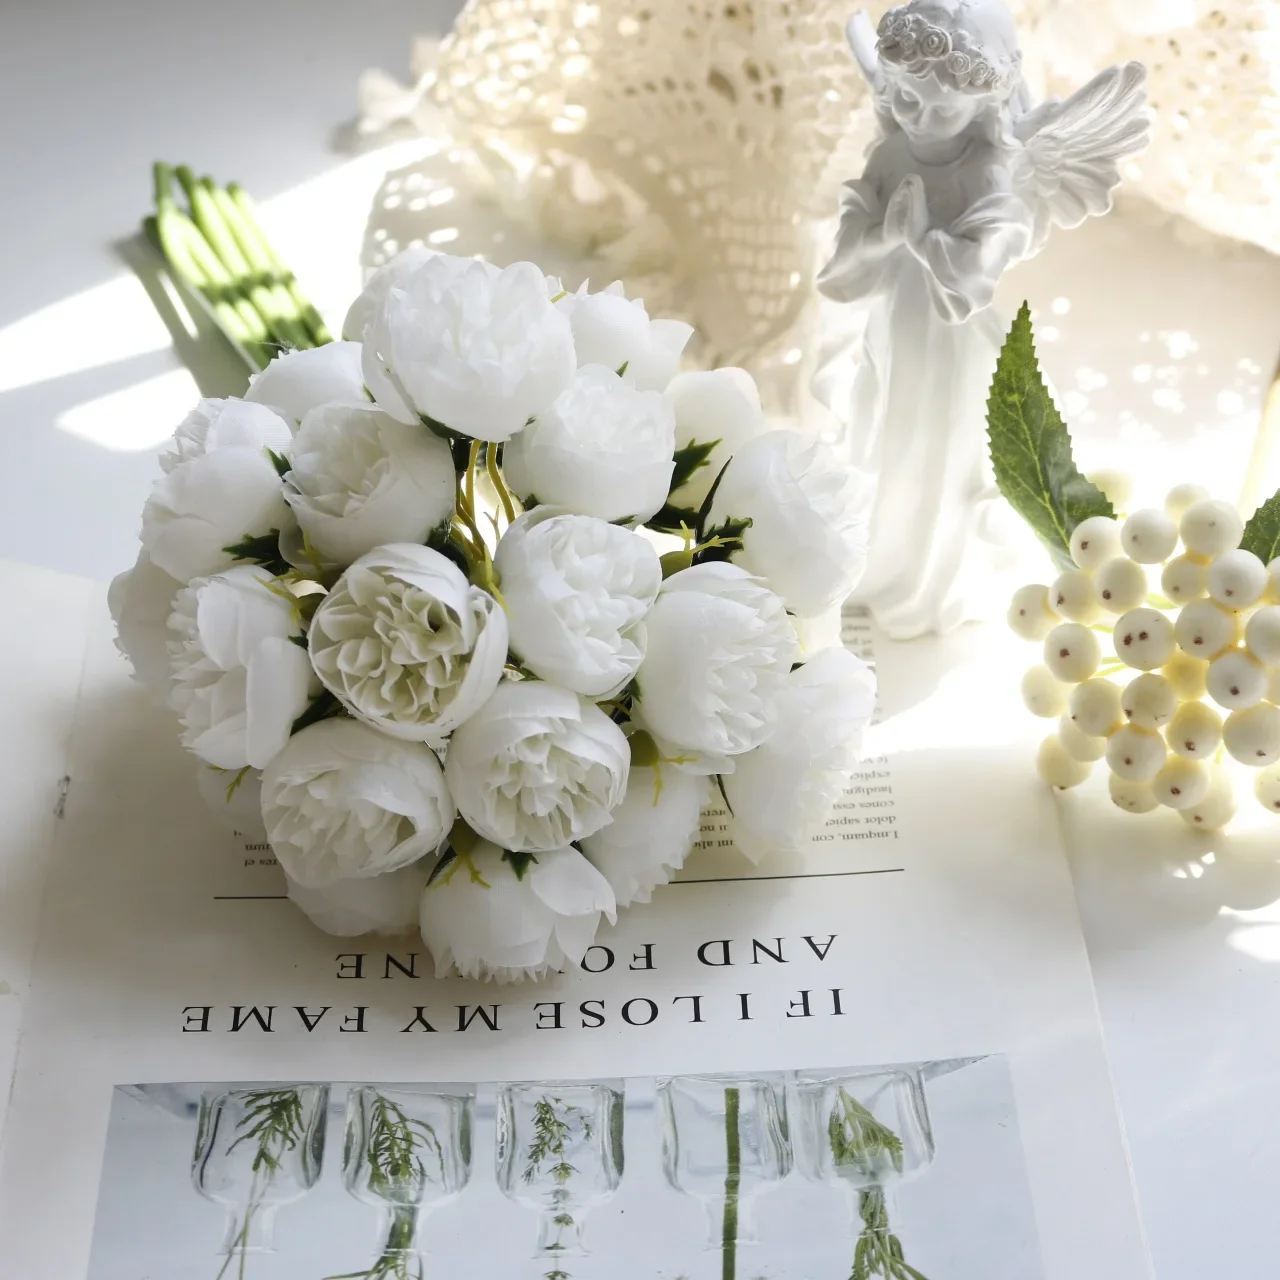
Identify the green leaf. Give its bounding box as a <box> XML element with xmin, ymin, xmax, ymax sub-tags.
<box><xmin>426</xmin><ymin>849</ymin><xmax>458</xmax><ymax>886</ymax></box>
<box><xmin>1241</xmin><ymin>489</ymin><xmax>1280</xmax><ymax>565</ymax></box>
<box><xmin>646</xmin><ymin>502</ymin><xmax>700</xmax><ymax>535</ymax></box>
<box><xmin>714</xmin><ymin>774</ymin><xmax>734</xmax><ymax>817</ymax></box>
<box><xmin>987</xmin><ymin>303</ymin><xmax>1114</xmax><ymax>569</ymax></box>
<box><xmin>692</xmin><ymin>516</ymin><xmax>752</xmax><ymax>565</ymax></box>
<box><xmin>222</xmin><ymin>529</ymin><xmax>291</xmax><ymax>575</ymax></box>
<box><xmin>266</xmin><ymin>448</ymin><xmax>291</xmax><ymax>480</ymax></box>
<box><xmin>669</xmin><ymin>438</ymin><xmax>720</xmax><ymax>495</ymax></box>
<box><xmin>502</xmin><ymin>850</ymin><xmax>538</xmax><ymax>880</ymax></box>
<box><xmin>290</xmin><ymin>689</ymin><xmax>344</xmax><ymax>735</ymax></box>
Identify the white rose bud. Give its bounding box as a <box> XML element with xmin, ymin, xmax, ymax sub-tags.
<box><xmin>284</xmin><ymin>403</ymin><xmax>455</xmax><ymax>568</ymax></box>
<box><xmin>636</xmin><ymin>562</ymin><xmax>799</xmax><ymax>757</ymax></box>
<box><xmin>308</xmin><ymin>545</ymin><xmax>508</xmax><ymax>746</ymax></box>
<box><xmin>502</xmin><ymin>364</ymin><xmax>676</xmax><ymax>524</ymax></box>
<box><xmin>287</xmin><ymin>861</ymin><xmax>430</xmax><ymax>937</ymax></box>
<box><xmin>581</xmin><ymin>760</ymin><xmax>710</xmax><ymax>906</ymax></box>
<box><xmin>262</xmin><ymin>719</ymin><xmax>454</xmax><ymax>888</ymax></box>
<box><xmin>723</xmin><ymin>647</ymin><xmax>876</xmax><ymax>862</ymax></box>
<box><xmin>109</xmin><ymin>550</ymin><xmax>182</xmax><ymax>700</ymax></box>
<box><xmin>167</xmin><ymin>565</ymin><xmax>317</xmax><ymax>770</ymax></box>
<box><xmin>159</xmin><ymin>397</ymin><xmax>292</xmax><ymax>474</ymax></box>
<box><xmin>142</xmin><ymin>447</ymin><xmax>292</xmax><ymax>583</ymax></box>
<box><xmin>556</xmin><ymin>280</ymin><xmax>693</xmax><ymax>391</ymax></box>
<box><xmin>494</xmin><ymin>508</ymin><xmax>661</xmax><ymax>697</ymax></box>
<box><xmin>419</xmin><ymin>841</ymin><xmax>616</xmax><ymax>981</ymax></box>
<box><xmin>362</xmin><ymin>252</ymin><xmax>575</xmax><ymax>440</ymax></box>
<box><xmin>444</xmin><ymin>680</ymin><xmax>630</xmax><ymax>852</ymax></box>
<box><xmin>244</xmin><ymin>342</ymin><xmax>368</xmax><ymax>427</ymax></box>
<box><xmin>665</xmin><ymin>368</ymin><xmax>770</xmax><ymax>508</ymax></box>
<box><xmin>707</xmin><ymin>430</ymin><xmax>869</xmax><ymax>618</ymax></box>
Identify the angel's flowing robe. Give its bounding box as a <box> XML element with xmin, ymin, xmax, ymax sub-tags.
<box><xmin>818</xmin><ymin>136</ymin><xmax>1035</xmax><ymax>639</ymax></box>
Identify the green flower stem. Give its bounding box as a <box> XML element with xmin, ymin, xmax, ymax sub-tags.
<box><xmin>722</xmin><ymin>1086</ymin><xmax>741</xmax><ymax>1280</ymax></box>
<box><xmin>227</xmin><ymin>182</ymin><xmax>333</xmax><ymax>345</ymax></box>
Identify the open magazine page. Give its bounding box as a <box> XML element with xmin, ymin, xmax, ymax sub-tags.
<box><xmin>0</xmin><ymin>592</ymin><xmax>1151</xmax><ymax>1280</ymax></box>
<box><xmin>0</xmin><ymin>560</ymin><xmax>95</xmax><ymax>1143</ymax></box>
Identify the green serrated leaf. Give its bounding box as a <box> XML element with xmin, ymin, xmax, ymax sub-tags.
<box><xmin>987</xmin><ymin>303</ymin><xmax>1114</xmax><ymax>569</ymax></box>
<box><xmin>669</xmin><ymin>439</ymin><xmax>720</xmax><ymax>495</ymax></box>
<box><xmin>502</xmin><ymin>850</ymin><xmax>538</xmax><ymax>881</ymax></box>
<box><xmin>1241</xmin><ymin>490</ymin><xmax>1280</xmax><ymax>565</ymax></box>
<box><xmin>290</xmin><ymin>689</ymin><xmax>344</xmax><ymax>735</ymax></box>
<box><xmin>692</xmin><ymin>516</ymin><xmax>752</xmax><ymax>565</ymax></box>
<box><xmin>222</xmin><ymin>529</ymin><xmax>291</xmax><ymax>575</ymax></box>
<box><xmin>266</xmin><ymin>448</ymin><xmax>291</xmax><ymax>480</ymax></box>
<box><xmin>646</xmin><ymin>502</ymin><xmax>701</xmax><ymax>535</ymax></box>
<box><xmin>287</xmin><ymin>633</ymin><xmax>308</xmax><ymax>649</ymax></box>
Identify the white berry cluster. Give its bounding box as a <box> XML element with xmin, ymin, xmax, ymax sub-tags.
<box><xmin>1010</xmin><ymin>484</ymin><xmax>1280</xmax><ymax>832</ymax></box>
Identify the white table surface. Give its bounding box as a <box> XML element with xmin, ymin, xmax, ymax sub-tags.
<box><xmin>5</xmin><ymin>4</ymin><xmax>1280</xmax><ymax>1275</ymax></box>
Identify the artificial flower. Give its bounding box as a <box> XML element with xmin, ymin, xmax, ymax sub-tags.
<box><xmin>244</xmin><ymin>341</ymin><xmax>368</xmax><ymax>427</ymax></box>
<box><xmin>308</xmin><ymin>544</ymin><xmax>508</xmax><ymax>745</ymax></box>
<box><xmin>494</xmin><ymin>507</ymin><xmax>661</xmax><ymax>697</ymax></box>
<box><xmin>159</xmin><ymin>397</ymin><xmax>292</xmax><ymax>474</ymax></box>
<box><xmin>444</xmin><ymin>680</ymin><xmax>630</xmax><ymax>852</ymax></box>
<box><xmin>665</xmin><ymin>367</ymin><xmax>770</xmax><ymax>507</ymax></box>
<box><xmin>284</xmin><ymin>402</ymin><xmax>455</xmax><ymax>567</ymax></box>
<box><xmin>108</xmin><ymin>550</ymin><xmax>182</xmax><ymax>700</ymax></box>
<box><xmin>286</xmin><ymin>860</ymin><xmax>430</xmax><ymax>937</ymax></box>
<box><xmin>261</xmin><ymin>718</ymin><xmax>454</xmax><ymax>887</ymax></box>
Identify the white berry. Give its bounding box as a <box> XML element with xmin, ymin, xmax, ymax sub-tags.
<box><xmin>1152</xmin><ymin>756</ymin><xmax>1211</xmax><ymax>810</ymax></box>
<box><xmin>1121</xmin><ymin>508</ymin><xmax>1179</xmax><ymax>564</ymax></box>
<box><xmin>1088</xmin><ymin>469</ymin><xmax>1133</xmax><ymax>513</ymax></box>
<box><xmin>1069</xmin><ymin>678</ymin><xmax>1123</xmax><ymax>737</ymax></box>
<box><xmin>1037</xmin><ymin>735</ymin><xmax>1092</xmax><ymax>789</ymax></box>
<box><xmin>1050</xmin><ymin>569</ymin><xmax>1101</xmax><ymax>623</ymax></box>
<box><xmin>1044</xmin><ymin>623</ymin><xmax>1101</xmax><ymax>684</ymax></box>
<box><xmin>1110</xmin><ymin>774</ymin><xmax>1158</xmax><ymax>814</ymax></box>
<box><xmin>1106</xmin><ymin>726</ymin><xmax>1167</xmax><ymax>781</ymax></box>
<box><xmin>1245</xmin><ymin>606</ymin><xmax>1280</xmax><ymax>667</ymax></box>
<box><xmin>1094</xmin><ymin>558</ymin><xmax>1147</xmax><ymax>613</ymax></box>
<box><xmin>1119</xmin><ymin>673</ymin><xmax>1176</xmax><ymax>730</ymax></box>
<box><xmin>1206</xmin><ymin>648</ymin><xmax>1267</xmax><ymax>710</ymax></box>
<box><xmin>1223</xmin><ymin>703</ymin><xmax>1280</xmax><ymax>767</ymax></box>
<box><xmin>1179</xmin><ymin>769</ymin><xmax>1235</xmax><ymax>832</ymax></box>
<box><xmin>1165</xmin><ymin>483</ymin><xmax>1211</xmax><ymax>521</ymax></box>
<box><xmin>1161</xmin><ymin>555</ymin><xmax>1207</xmax><ymax>604</ymax></box>
<box><xmin>1179</xmin><ymin>499</ymin><xmax>1244</xmax><ymax>558</ymax></box>
<box><xmin>1008</xmin><ymin>584</ymin><xmax>1057</xmax><ymax>641</ymax></box>
<box><xmin>1253</xmin><ymin>765</ymin><xmax>1280</xmax><ymax>816</ymax></box>
<box><xmin>1114</xmin><ymin>608</ymin><xmax>1175</xmax><ymax>671</ymax></box>
<box><xmin>1070</xmin><ymin>516</ymin><xmax>1123</xmax><ymax>572</ymax></box>
<box><xmin>1021</xmin><ymin>665</ymin><xmax>1069</xmax><ymax>718</ymax></box>
<box><xmin>1059</xmin><ymin>715</ymin><xmax>1107</xmax><ymax>762</ymax></box>
<box><xmin>1162</xmin><ymin>652</ymin><xmax>1208</xmax><ymax>700</ymax></box>
<box><xmin>1174</xmin><ymin>600</ymin><xmax>1238</xmax><ymax>659</ymax></box>
<box><xmin>1166</xmin><ymin>700</ymin><xmax>1223</xmax><ymax>760</ymax></box>
<box><xmin>1207</xmin><ymin>549</ymin><xmax>1268</xmax><ymax>609</ymax></box>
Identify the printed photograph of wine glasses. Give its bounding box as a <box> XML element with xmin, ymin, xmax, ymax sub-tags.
<box><xmin>87</xmin><ymin>1057</ymin><xmax>1045</xmax><ymax>1279</ymax></box>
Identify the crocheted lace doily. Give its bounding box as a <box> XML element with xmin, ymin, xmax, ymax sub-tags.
<box><xmin>358</xmin><ymin>1</ymin><xmax>1280</xmax><ymax>409</ymax></box>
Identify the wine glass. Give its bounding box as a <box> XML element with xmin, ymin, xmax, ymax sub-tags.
<box><xmin>339</xmin><ymin>1085</ymin><xmax>474</xmax><ymax>1277</ymax></box>
<box><xmin>656</xmin><ymin>1073</ymin><xmax>791</xmax><ymax>1274</ymax></box>
<box><xmin>495</xmin><ymin>1080</ymin><xmax>625</xmax><ymax>1259</ymax></box>
<box><xmin>191</xmin><ymin>1083</ymin><xmax>328</xmax><ymax>1265</ymax></box>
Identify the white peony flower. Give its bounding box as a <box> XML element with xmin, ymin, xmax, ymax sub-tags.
<box><xmin>665</xmin><ymin>367</ymin><xmax>770</xmax><ymax>508</ymax></box>
<box><xmin>244</xmin><ymin>342</ymin><xmax>368</xmax><ymax>427</ymax></box>
<box><xmin>342</xmin><ymin>245</ymin><xmax>434</xmax><ymax>343</ymax></box>
<box><xmin>556</xmin><ymin>280</ymin><xmax>693</xmax><ymax>391</ymax></box>
<box><xmin>308</xmin><ymin>544</ymin><xmax>508</xmax><ymax>745</ymax></box>
<box><xmin>706</xmin><ymin>430</ymin><xmax>869</xmax><ymax>618</ymax></box>
<box><xmin>109</xmin><ymin>550</ymin><xmax>182</xmax><ymax>699</ymax></box>
<box><xmin>287</xmin><ymin>861</ymin><xmax>430</xmax><ymax>937</ymax></box>
<box><xmin>284</xmin><ymin>402</ymin><xmax>455</xmax><ymax>568</ymax></box>
<box><xmin>362</xmin><ymin>252</ymin><xmax>576</xmax><ymax>440</ymax></box>
<box><xmin>635</xmin><ymin>562</ymin><xmax>798</xmax><ymax>757</ymax></box>
<box><xmin>723</xmin><ymin>647</ymin><xmax>876</xmax><ymax>863</ymax></box>
<box><xmin>195</xmin><ymin>764</ymin><xmax>267</xmax><ymax>840</ymax></box>
<box><xmin>503</xmin><ymin>364</ymin><xmax>676</xmax><ymax>524</ymax></box>
<box><xmin>444</xmin><ymin>680</ymin><xmax>630</xmax><ymax>852</ymax></box>
<box><xmin>159</xmin><ymin>397</ymin><xmax>293</xmax><ymax>474</ymax></box>
<box><xmin>419</xmin><ymin>841</ymin><xmax>616</xmax><ymax>981</ymax></box>
<box><xmin>494</xmin><ymin>508</ymin><xmax>661</xmax><ymax>697</ymax></box>
<box><xmin>261</xmin><ymin>718</ymin><xmax>455</xmax><ymax>888</ymax></box>
<box><xmin>167</xmin><ymin>565</ymin><xmax>317</xmax><ymax>770</ymax></box>
<box><xmin>581</xmin><ymin>760</ymin><xmax>709</xmax><ymax>906</ymax></box>
<box><xmin>142</xmin><ymin>447</ymin><xmax>292</xmax><ymax>583</ymax></box>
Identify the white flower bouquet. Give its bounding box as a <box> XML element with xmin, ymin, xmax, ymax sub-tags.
<box><xmin>111</xmin><ymin>249</ymin><xmax>874</xmax><ymax>980</ymax></box>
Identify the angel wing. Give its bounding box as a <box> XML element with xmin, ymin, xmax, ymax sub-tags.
<box><xmin>845</xmin><ymin>12</ymin><xmax>884</xmax><ymax>94</ymax></box>
<box><xmin>1013</xmin><ymin>61</ymin><xmax>1150</xmax><ymax>252</ymax></box>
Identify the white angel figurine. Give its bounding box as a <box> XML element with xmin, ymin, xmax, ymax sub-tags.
<box><xmin>817</xmin><ymin>0</ymin><xmax>1148</xmax><ymax>639</ymax></box>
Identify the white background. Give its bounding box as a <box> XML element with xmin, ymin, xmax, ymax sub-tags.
<box><xmin>4</xmin><ymin>3</ymin><xmax>1280</xmax><ymax>1277</ymax></box>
